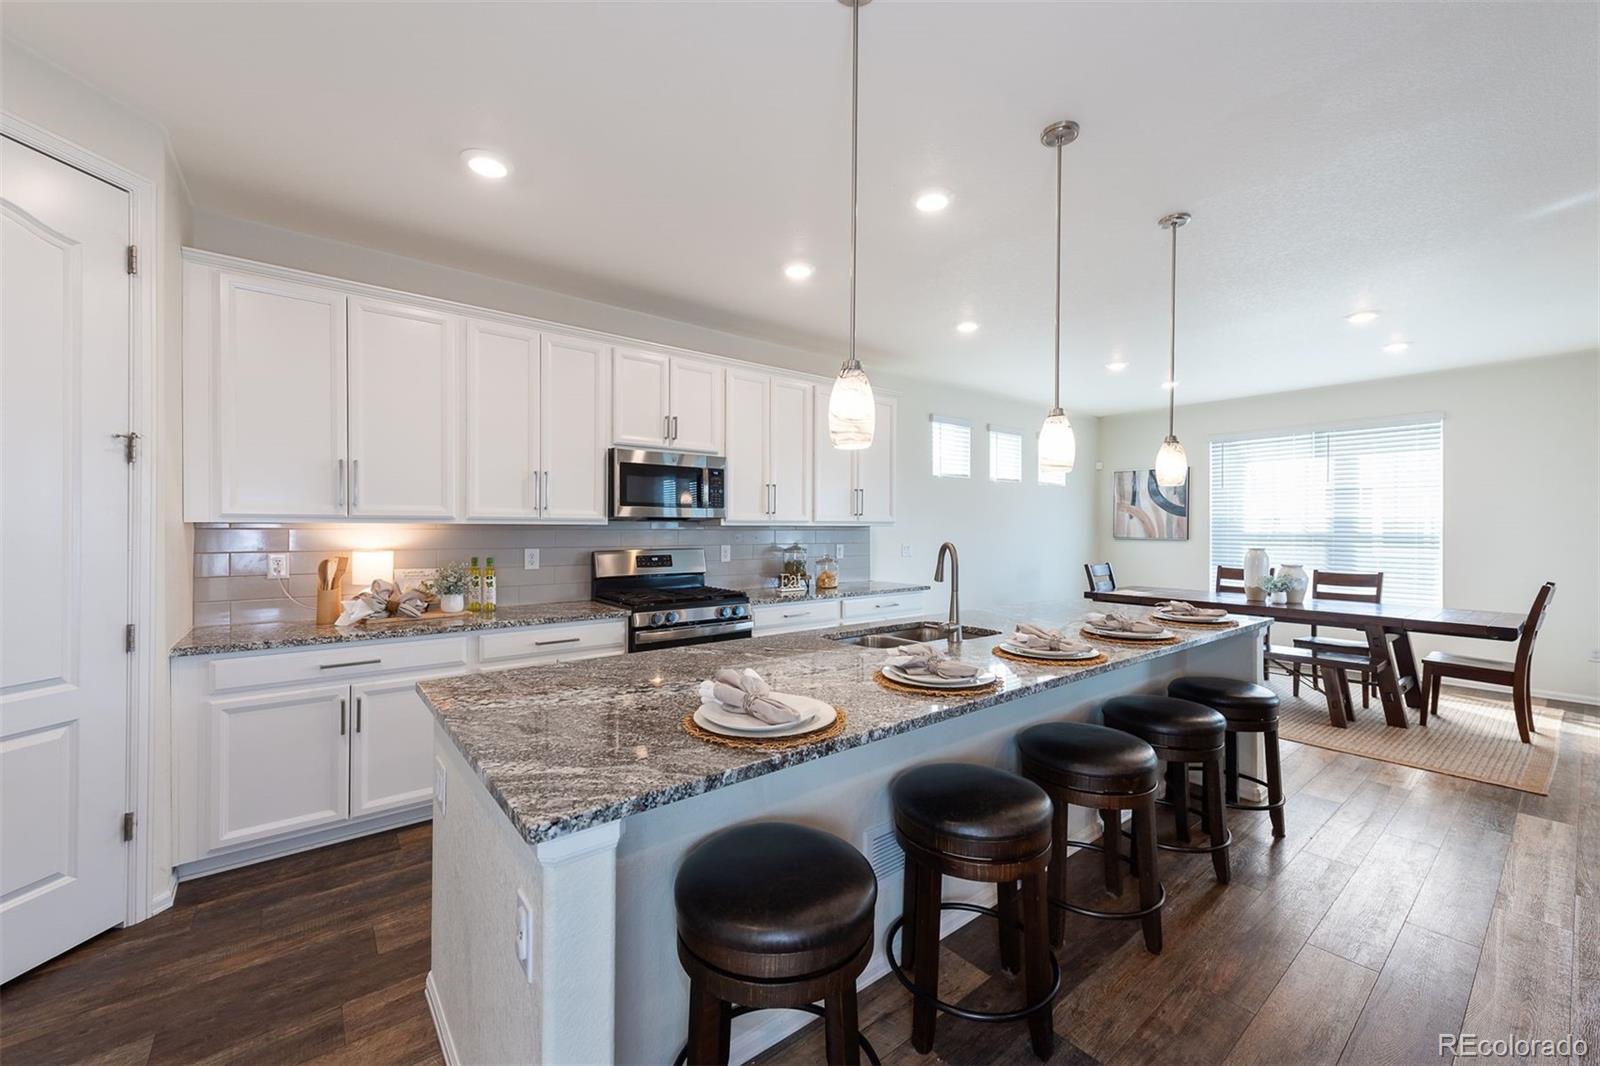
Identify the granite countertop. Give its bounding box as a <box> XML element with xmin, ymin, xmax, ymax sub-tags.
<box><xmin>418</xmin><ymin>605</ymin><xmax>1271</xmax><ymax>844</ymax></box>
<box><xmin>740</xmin><ymin>580</ymin><xmax>932</xmax><ymax>607</ymax></box>
<box><xmin>170</xmin><ymin>600</ymin><xmax>629</xmax><ymax>657</ymax></box>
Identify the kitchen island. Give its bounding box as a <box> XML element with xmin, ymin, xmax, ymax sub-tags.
<box><xmin>418</xmin><ymin>604</ymin><xmax>1271</xmax><ymax>1065</ymax></box>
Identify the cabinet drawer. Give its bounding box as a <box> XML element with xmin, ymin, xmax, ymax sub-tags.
<box><xmin>840</xmin><ymin>593</ymin><xmax>924</xmax><ymax>623</ymax></box>
<box><xmin>752</xmin><ymin>599</ymin><xmax>841</xmax><ymax>634</ymax></box>
<box><xmin>478</xmin><ymin>620</ymin><xmax>626</xmax><ymax>665</ymax></box>
<box><xmin>208</xmin><ymin>637</ymin><xmax>469</xmax><ymax>693</ymax></box>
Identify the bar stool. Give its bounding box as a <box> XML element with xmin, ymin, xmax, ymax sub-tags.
<box><xmin>886</xmin><ymin>763</ymin><xmax>1060</xmax><ymax>1060</ymax></box>
<box><xmin>674</xmin><ymin>823</ymin><xmax>880</xmax><ymax>1066</ymax></box>
<box><xmin>1016</xmin><ymin>722</ymin><xmax>1167</xmax><ymax>954</ymax></box>
<box><xmin>1101</xmin><ymin>695</ymin><xmax>1232</xmax><ymax>884</ymax></box>
<box><xmin>1168</xmin><ymin>676</ymin><xmax>1285</xmax><ymax>838</ymax></box>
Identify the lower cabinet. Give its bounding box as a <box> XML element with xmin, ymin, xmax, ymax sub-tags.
<box><xmin>350</xmin><ymin>673</ymin><xmax>448</xmax><ymax>818</ymax></box>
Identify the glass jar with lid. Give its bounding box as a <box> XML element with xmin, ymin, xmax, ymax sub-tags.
<box><xmin>815</xmin><ymin>554</ymin><xmax>839</xmax><ymax>591</ymax></box>
<box><xmin>779</xmin><ymin>543</ymin><xmax>809</xmax><ymax>595</ymax></box>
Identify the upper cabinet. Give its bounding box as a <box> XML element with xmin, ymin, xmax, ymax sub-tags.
<box><xmin>612</xmin><ymin>347</ymin><xmax>724</xmax><ymax>454</ymax></box>
<box><xmin>812</xmin><ymin>395</ymin><xmax>896</xmax><ymax>524</ymax></box>
<box><xmin>538</xmin><ymin>333</ymin><xmax>611</xmax><ymax>522</ymax></box>
<box><xmin>725</xmin><ymin>368</ymin><xmax>812</xmax><ymax>524</ymax></box>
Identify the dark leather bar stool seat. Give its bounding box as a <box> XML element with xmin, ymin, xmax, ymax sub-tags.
<box><xmin>1017</xmin><ymin>722</ymin><xmax>1167</xmax><ymax>954</ymax></box>
<box><xmin>674</xmin><ymin>823</ymin><xmax>880</xmax><ymax>1066</ymax></box>
<box><xmin>888</xmin><ymin>764</ymin><xmax>1059</xmax><ymax>1060</ymax></box>
<box><xmin>1101</xmin><ymin>695</ymin><xmax>1232</xmax><ymax>884</ymax></box>
<box><xmin>1168</xmin><ymin>676</ymin><xmax>1286</xmax><ymax>837</ymax></box>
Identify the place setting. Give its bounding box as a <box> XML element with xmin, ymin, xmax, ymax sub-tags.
<box><xmin>1147</xmin><ymin>600</ymin><xmax>1240</xmax><ymax>628</ymax></box>
<box><xmin>875</xmin><ymin>644</ymin><xmax>1000</xmax><ymax>696</ymax></box>
<box><xmin>684</xmin><ymin>667</ymin><xmax>846</xmax><ymax>750</ymax></box>
<box><xmin>994</xmin><ymin>623</ymin><xmax>1108</xmax><ymax>667</ymax></box>
<box><xmin>1081</xmin><ymin>610</ymin><xmax>1181</xmax><ymax>645</ymax></box>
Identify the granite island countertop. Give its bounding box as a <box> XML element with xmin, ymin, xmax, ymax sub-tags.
<box><xmin>418</xmin><ymin>604</ymin><xmax>1271</xmax><ymax>844</ymax></box>
<box><xmin>170</xmin><ymin>600</ymin><xmax>629</xmax><ymax>657</ymax></box>
<box><xmin>739</xmin><ymin>580</ymin><xmax>931</xmax><ymax>607</ymax></box>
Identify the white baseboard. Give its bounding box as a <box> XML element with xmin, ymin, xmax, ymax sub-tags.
<box><xmin>425</xmin><ymin>971</ymin><xmax>459</xmax><ymax>1066</ymax></box>
<box><xmin>175</xmin><ymin>807</ymin><xmax>431</xmax><ymax>881</ymax></box>
<box><xmin>148</xmin><ymin>871</ymin><xmax>179</xmax><ymax>916</ymax></box>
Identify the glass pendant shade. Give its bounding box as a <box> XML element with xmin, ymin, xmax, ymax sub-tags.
<box><xmin>1155</xmin><ymin>434</ymin><xmax>1188</xmax><ymax>488</ymax></box>
<box><xmin>1038</xmin><ymin>411</ymin><xmax>1076</xmax><ymax>473</ymax></box>
<box><xmin>827</xmin><ymin>364</ymin><xmax>876</xmax><ymax>449</ymax></box>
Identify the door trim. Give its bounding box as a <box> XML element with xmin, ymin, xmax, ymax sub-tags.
<box><xmin>2</xmin><ymin>112</ymin><xmax>162</xmax><ymax>924</ymax></box>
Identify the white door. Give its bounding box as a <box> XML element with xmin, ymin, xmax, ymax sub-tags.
<box><xmin>857</xmin><ymin>397</ymin><xmax>897</xmax><ymax>523</ymax></box>
<box><xmin>768</xmin><ymin>376</ymin><xmax>813</xmax><ymax>523</ymax></box>
<box><xmin>465</xmin><ymin>319</ymin><xmax>541</xmax><ymax>520</ymax></box>
<box><xmin>723</xmin><ymin>368</ymin><xmax>770</xmax><ymax>522</ymax></box>
<box><xmin>541</xmin><ymin>334</ymin><xmax>611</xmax><ymax>522</ymax></box>
<box><xmin>348</xmin><ymin>297</ymin><xmax>458</xmax><ymax>518</ymax></box>
<box><xmin>668</xmin><ymin>355</ymin><xmax>725</xmax><ymax>454</ymax></box>
<box><xmin>349</xmin><ymin>675</ymin><xmax>440</xmax><ymax>817</ymax></box>
<box><xmin>611</xmin><ymin>346</ymin><xmax>670</xmax><ymax>447</ymax></box>
<box><xmin>1</xmin><ymin>137</ymin><xmax>133</xmax><ymax>983</ymax></box>
<box><xmin>206</xmin><ymin>685</ymin><xmax>350</xmax><ymax>852</ymax></box>
<box><xmin>216</xmin><ymin>271</ymin><xmax>347</xmax><ymax>518</ymax></box>
<box><xmin>813</xmin><ymin>394</ymin><xmax>860</xmax><ymax>524</ymax></box>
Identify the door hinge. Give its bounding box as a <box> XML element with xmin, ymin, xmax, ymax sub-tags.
<box><xmin>121</xmin><ymin>812</ymin><xmax>135</xmax><ymax>842</ymax></box>
<box><xmin>115</xmin><ymin>431</ymin><xmax>139</xmax><ymax>463</ymax></box>
<box><xmin>126</xmin><ymin>244</ymin><xmax>138</xmax><ymax>275</ymax></box>
<box><xmin>125</xmin><ymin>623</ymin><xmax>136</xmax><ymax>653</ymax></box>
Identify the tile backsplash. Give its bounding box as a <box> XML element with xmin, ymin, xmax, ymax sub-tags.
<box><xmin>192</xmin><ymin>523</ymin><xmax>871</xmax><ymax>626</ymax></box>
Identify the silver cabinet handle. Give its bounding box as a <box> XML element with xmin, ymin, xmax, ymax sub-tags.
<box><xmin>534</xmin><ymin>636</ymin><xmax>581</xmax><ymax>646</ymax></box>
<box><xmin>543</xmin><ymin>470</ymin><xmax>551</xmax><ymax>512</ymax></box>
<box><xmin>671</xmin><ymin>415</ymin><xmax>679</xmax><ymax>441</ymax></box>
<box><xmin>532</xmin><ymin>470</ymin><xmax>540</xmax><ymax>515</ymax></box>
<box><xmin>876</xmin><ymin>602</ymin><xmax>901</xmax><ymax>609</ymax></box>
<box><xmin>355</xmin><ymin>696</ymin><xmax>363</xmax><ymax>733</ymax></box>
<box><xmin>352</xmin><ymin>458</ymin><xmax>361</xmax><ymax>508</ymax></box>
<box><xmin>664</xmin><ymin>415</ymin><xmax>671</xmax><ymax>441</ymax></box>
<box><xmin>337</xmin><ymin>458</ymin><xmax>346</xmax><ymax>508</ymax></box>
<box><xmin>782</xmin><ymin>611</ymin><xmax>808</xmax><ymax>619</ymax></box>
<box><xmin>320</xmin><ymin>658</ymin><xmax>382</xmax><ymax>670</ymax></box>
<box><xmin>771</xmin><ymin>482</ymin><xmax>778</xmax><ymax>515</ymax></box>
<box><xmin>339</xmin><ymin>697</ymin><xmax>347</xmax><ymax>736</ymax></box>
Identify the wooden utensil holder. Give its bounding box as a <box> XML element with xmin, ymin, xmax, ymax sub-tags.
<box><xmin>315</xmin><ymin>585</ymin><xmax>342</xmax><ymax>626</ymax></box>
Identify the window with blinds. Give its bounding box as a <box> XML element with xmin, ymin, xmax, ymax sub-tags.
<box><xmin>988</xmin><ymin>428</ymin><xmax>1022</xmax><ymax>482</ymax></box>
<box><xmin>930</xmin><ymin>416</ymin><xmax>972</xmax><ymax>478</ymax></box>
<box><xmin>1209</xmin><ymin>418</ymin><xmax>1444</xmax><ymax>605</ymax></box>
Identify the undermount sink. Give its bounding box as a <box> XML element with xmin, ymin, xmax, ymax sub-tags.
<box><xmin>829</xmin><ymin>622</ymin><xmax>1001</xmax><ymax>648</ymax></box>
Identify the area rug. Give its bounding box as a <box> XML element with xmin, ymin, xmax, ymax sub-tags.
<box><xmin>1267</xmin><ymin>676</ymin><xmax>1563</xmax><ymax>795</ymax></box>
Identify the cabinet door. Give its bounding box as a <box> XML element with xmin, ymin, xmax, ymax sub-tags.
<box><xmin>612</xmin><ymin>346</ymin><xmax>670</xmax><ymax>447</ymax></box>
<box><xmin>723</xmin><ymin>368</ymin><xmax>770</xmax><ymax>523</ymax></box>
<box><xmin>348</xmin><ymin>297</ymin><xmax>458</xmax><ymax>518</ymax></box>
<box><xmin>206</xmin><ymin>685</ymin><xmax>349</xmax><ymax>851</ymax></box>
<box><xmin>216</xmin><ymin>272</ymin><xmax>347</xmax><ymax>518</ymax></box>
<box><xmin>768</xmin><ymin>376</ymin><xmax>813</xmax><ymax>523</ymax></box>
<box><xmin>668</xmin><ymin>355</ymin><xmax>725</xmax><ymax>454</ymax></box>
<box><xmin>857</xmin><ymin>397</ymin><xmax>897</xmax><ymax>523</ymax></box>
<box><xmin>465</xmin><ymin>319</ymin><xmax>540</xmax><ymax>520</ymax></box>
<box><xmin>541</xmin><ymin>333</ymin><xmax>611</xmax><ymax>522</ymax></box>
<box><xmin>812</xmin><ymin>391</ymin><xmax>860</xmax><ymax>524</ymax></box>
<box><xmin>350</xmin><ymin>674</ymin><xmax>444</xmax><ymax>818</ymax></box>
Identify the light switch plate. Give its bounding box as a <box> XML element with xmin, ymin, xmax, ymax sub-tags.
<box><xmin>836</xmin><ymin>543</ymin><xmax>845</xmax><ymax>558</ymax></box>
<box><xmin>433</xmin><ymin>756</ymin><xmax>447</xmax><ymax>813</ymax></box>
<box><xmin>901</xmin><ymin>544</ymin><xmax>912</xmax><ymax>558</ymax></box>
<box><xmin>524</xmin><ymin>549</ymin><xmax>540</xmax><ymax>570</ymax></box>
<box><xmin>266</xmin><ymin>553</ymin><xmax>290</xmax><ymax>579</ymax></box>
<box><xmin>720</xmin><ymin>544</ymin><xmax>731</xmax><ymax>563</ymax></box>
<box><xmin>514</xmin><ymin>889</ymin><xmax>534</xmax><ymax>982</ymax></box>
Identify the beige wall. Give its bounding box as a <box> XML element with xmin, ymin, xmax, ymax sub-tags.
<box><xmin>1093</xmin><ymin>351</ymin><xmax>1600</xmax><ymax>701</ymax></box>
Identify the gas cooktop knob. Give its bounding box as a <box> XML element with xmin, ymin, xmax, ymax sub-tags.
<box><xmin>716</xmin><ymin>605</ymin><xmax>731</xmax><ymax>619</ymax></box>
<box><xmin>664</xmin><ymin>611</ymin><xmax>680</xmax><ymax>624</ymax></box>
<box><xmin>733</xmin><ymin>604</ymin><xmax>747</xmax><ymax>617</ymax></box>
<box><xmin>649</xmin><ymin>612</ymin><xmax>664</xmax><ymax>626</ymax></box>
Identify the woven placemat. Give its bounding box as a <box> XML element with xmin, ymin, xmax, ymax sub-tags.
<box><xmin>1080</xmin><ymin>628</ymin><xmax>1182</xmax><ymax>646</ymax></box>
<box><xmin>993</xmin><ymin>646</ymin><xmax>1109</xmax><ymax>669</ymax></box>
<box><xmin>682</xmin><ymin>708</ymin><xmax>849</xmax><ymax>751</ymax></box>
<box><xmin>873</xmin><ymin>671</ymin><xmax>1001</xmax><ymax>698</ymax></box>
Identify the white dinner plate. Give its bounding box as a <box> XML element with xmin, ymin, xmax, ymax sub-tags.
<box><xmin>999</xmin><ymin>641</ymin><xmax>1099</xmax><ymax>660</ymax></box>
<box><xmin>1150</xmin><ymin>610</ymin><xmax>1232</xmax><ymax>625</ymax></box>
<box><xmin>881</xmin><ymin>663</ymin><xmax>997</xmax><ymax>690</ymax></box>
<box><xmin>693</xmin><ymin>695</ymin><xmax>837</xmax><ymax>738</ymax></box>
<box><xmin>1082</xmin><ymin>624</ymin><xmax>1176</xmax><ymax>641</ymax></box>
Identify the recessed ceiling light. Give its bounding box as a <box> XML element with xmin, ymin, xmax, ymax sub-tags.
<box><xmin>1105</xmin><ymin>358</ymin><xmax>1128</xmax><ymax>373</ymax></box>
<box><xmin>783</xmin><ymin>261</ymin><xmax>815</xmax><ymax>281</ymax></box>
<box><xmin>1345</xmin><ymin>309</ymin><xmax>1380</xmax><ymax>325</ymax></box>
<box><xmin>461</xmin><ymin>150</ymin><xmax>510</xmax><ymax>179</ymax></box>
<box><xmin>1383</xmin><ymin>340</ymin><xmax>1411</xmax><ymax>354</ymax></box>
<box><xmin>955</xmin><ymin>320</ymin><xmax>979</xmax><ymax>334</ymax></box>
<box><xmin>915</xmin><ymin>189</ymin><xmax>952</xmax><ymax>213</ymax></box>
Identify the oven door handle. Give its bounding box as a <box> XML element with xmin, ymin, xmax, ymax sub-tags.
<box><xmin>633</xmin><ymin>620</ymin><xmax>754</xmax><ymax>646</ymax></box>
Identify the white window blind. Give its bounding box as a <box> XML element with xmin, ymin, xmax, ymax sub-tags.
<box><xmin>1209</xmin><ymin>419</ymin><xmax>1443</xmax><ymax>605</ymax></box>
<box><xmin>930</xmin><ymin>416</ymin><xmax>971</xmax><ymax>478</ymax></box>
<box><xmin>988</xmin><ymin>428</ymin><xmax>1022</xmax><ymax>482</ymax></box>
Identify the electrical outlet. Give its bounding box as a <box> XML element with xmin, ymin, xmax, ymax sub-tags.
<box><xmin>720</xmin><ymin>544</ymin><xmax>731</xmax><ymax>563</ymax></box>
<box><xmin>524</xmin><ymin>549</ymin><xmax>540</xmax><ymax>570</ymax></box>
<box><xmin>514</xmin><ymin>890</ymin><xmax>534</xmax><ymax>982</ymax></box>
<box><xmin>901</xmin><ymin>543</ymin><xmax>912</xmax><ymax>558</ymax></box>
<box><xmin>433</xmin><ymin>757</ymin><xmax>447</xmax><ymax>813</ymax></box>
<box><xmin>836</xmin><ymin>543</ymin><xmax>845</xmax><ymax>558</ymax></box>
<box><xmin>266</xmin><ymin>553</ymin><xmax>290</xmax><ymax>579</ymax></box>
<box><xmin>1589</xmin><ymin>649</ymin><xmax>1600</xmax><ymax>664</ymax></box>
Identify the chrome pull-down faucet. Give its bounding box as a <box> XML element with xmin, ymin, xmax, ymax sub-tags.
<box><xmin>934</xmin><ymin>542</ymin><xmax>961</xmax><ymax>644</ymax></box>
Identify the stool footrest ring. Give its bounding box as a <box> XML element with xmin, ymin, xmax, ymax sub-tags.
<box><xmin>884</xmin><ymin>902</ymin><xmax>1061</xmax><ymax>1024</ymax></box>
<box><xmin>1122</xmin><ymin>824</ymin><xmax>1234</xmax><ymax>856</ymax></box>
<box><xmin>1050</xmin><ymin>838</ymin><xmax>1167</xmax><ymax>920</ymax></box>
<box><xmin>672</xmin><ymin>1004</ymin><xmax>881</xmax><ymax>1066</ymax></box>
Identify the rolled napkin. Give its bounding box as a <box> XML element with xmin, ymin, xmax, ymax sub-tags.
<box><xmin>1085</xmin><ymin>611</ymin><xmax>1166</xmax><ymax>635</ymax></box>
<box><xmin>697</xmin><ymin>668</ymin><xmax>803</xmax><ymax>726</ymax></box>
<box><xmin>1154</xmin><ymin>600</ymin><xmax>1228</xmax><ymax>620</ymax></box>
<box><xmin>884</xmin><ymin>643</ymin><xmax>983</xmax><ymax>680</ymax></box>
<box><xmin>1011</xmin><ymin>623</ymin><xmax>1095</xmax><ymax>654</ymax></box>
<box><xmin>395</xmin><ymin>588</ymin><xmax>434</xmax><ymax>619</ymax></box>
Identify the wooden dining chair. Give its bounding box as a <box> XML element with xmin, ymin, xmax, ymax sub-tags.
<box><xmin>1217</xmin><ymin>566</ymin><xmax>1280</xmax><ymax>681</ymax></box>
<box><xmin>1214</xmin><ymin>566</ymin><xmax>1246</xmax><ymax>594</ymax></box>
<box><xmin>1292</xmin><ymin>571</ymin><xmax>1385</xmax><ymax>708</ymax></box>
<box><xmin>1421</xmin><ymin>582</ymin><xmax>1555</xmax><ymax>744</ymax></box>
<box><xmin>1084</xmin><ymin>562</ymin><xmax>1116</xmax><ymax>593</ymax></box>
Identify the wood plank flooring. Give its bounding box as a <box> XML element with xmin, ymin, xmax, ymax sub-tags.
<box><xmin>2</xmin><ymin>696</ymin><xmax>1592</xmax><ymax>1066</ymax></box>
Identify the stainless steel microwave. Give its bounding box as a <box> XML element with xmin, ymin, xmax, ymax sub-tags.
<box><xmin>608</xmin><ymin>448</ymin><xmax>726</xmax><ymax>521</ymax></box>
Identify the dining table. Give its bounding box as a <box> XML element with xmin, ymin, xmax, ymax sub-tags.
<box><xmin>1085</xmin><ymin>586</ymin><xmax>1526</xmax><ymax>729</ymax></box>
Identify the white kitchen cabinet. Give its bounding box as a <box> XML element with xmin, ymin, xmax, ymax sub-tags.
<box><xmin>540</xmin><ymin>333</ymin><xmax>611</xmax><ymax>522</ymax></box>
<box><xmin>724</xmin><ymin>369</ymin><xmax>771</xmax><ymax>522</ymax></box>
<box><xmin>751</xmin><ymin>599</ymin><xmax>841</xmax><ymax>635</ymax></box>
<box><xmin>725</xmin><ymin>368</ymin><xmax>812</xmax><ymax>523</ymax></box>
<box><xmin>350</xmin><ymin>673</ymin><xmax>445</xmax><ymax>818</ymax></box>
<box><xmin>612</xmin><ymin>346</ymin><xmax>724</xmax><ymax>453</ymax></box>
<box><xmin>813</xmin><ymin>395</ymin><xmax>896</xmax><ymax>523</ymax></box>
<box><xmin>347</xmin><ymin>296</ymin><xmax>459</xmax><ymax>518</ymax></box>
<box><xmin>206</xmin><ymin>685</ymin><xmax>350</xmax><ymax>851</ymax></box>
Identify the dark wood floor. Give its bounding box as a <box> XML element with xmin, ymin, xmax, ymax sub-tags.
<box><xmin>2</xmin><ymin>698</ymin><xmax>1593</xmax><ymax>1066</ymax></box>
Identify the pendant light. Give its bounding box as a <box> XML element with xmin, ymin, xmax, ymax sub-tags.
<box><xmin>827</xmin><ymin>0</ymin><xmax>875</xmax><ymax>450</ymax></box>
<box><xmin>1154</xmin><ymin>211</ymin><xmax>1192</xmax><ymax>488</ymax></box>
<box><xmin>1037</xmin><ymin>120</ymin><xmax>1080</xmax><ymax>474</ymax></box>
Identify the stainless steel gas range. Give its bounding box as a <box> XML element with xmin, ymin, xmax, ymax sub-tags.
<box><xmin>590</xmin><ymin>549</ymin><xmax>752</xmax><ymax>652</ymax></box>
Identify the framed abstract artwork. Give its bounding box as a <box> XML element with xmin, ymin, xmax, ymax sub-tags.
<box><xmin>1112</xmin><ymin>468</ymin><xmax>1189</xmax><ymax>540</ymax></box>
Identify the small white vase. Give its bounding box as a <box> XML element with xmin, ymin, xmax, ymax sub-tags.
<box><xmin>1270</xmin><ymin>590</ymin><xmax>1288</xmax><ymax>605</ymax></box>
<box><xmin>1243</xmin><ymin>548</ymin><xmax>1271</xmax><ymax>600</ymax></box>
<box><xmin>1278</xmin><ymin>564</ymin><xmax>1309</xmax><ymax>604</ymax></box>
<box><xmin>440</xmin><ymin>593</ymin><xmax>465</xmax><ymax>613</ymax></box>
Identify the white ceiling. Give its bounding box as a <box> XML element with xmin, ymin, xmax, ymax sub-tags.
<box><xmin>6</xmin><ymin>1</ymin><xmax>1596</xmax><ymax>413</ymax></box>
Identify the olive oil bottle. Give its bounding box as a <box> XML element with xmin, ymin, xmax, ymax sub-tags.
<box><xmin>482</xmin><ymin>557</ymin><xmax>497</xmax><ymax>613</ymax></box>
<box><xmin>467</xmin><ymin>557</ymin><xmax>482</xmax><ymax>612</ymax></box>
